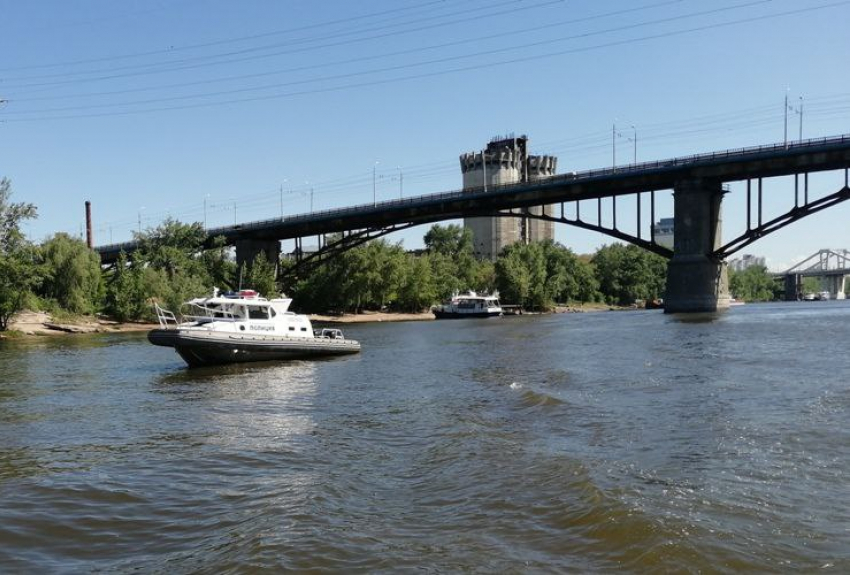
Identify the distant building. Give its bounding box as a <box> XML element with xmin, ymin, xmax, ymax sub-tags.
<box><xmin>652</xmin><ymin>217</ymin><xmax>674</xmax><ymax>250</ymax></box>
<box><xmin>459</xmin><ymin>135</ymin><xmax>557</xmax><ymax>260</ymax></box>
<box><xmin>729</xmin><ymin>254</ymin><xmax>766</xmax><ymax>272</ymax></box>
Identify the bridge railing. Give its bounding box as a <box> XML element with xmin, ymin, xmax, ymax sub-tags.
<box><xmin>95</xmin><ymin>133</ymin><xmax>850</xmax><ymax>254</ymax></box>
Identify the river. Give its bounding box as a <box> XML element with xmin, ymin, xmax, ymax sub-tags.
<box><xmin>1</xmin><ymin>301</ymin><xmax>849</xmax><ymax>572</ymax></box>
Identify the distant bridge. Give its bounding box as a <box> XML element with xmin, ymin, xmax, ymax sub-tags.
<box><xmin>96</xmin><ymin>134</ymin><xmax>850</xmax><ymax>313</ymax></box>
<box><xmin>779</xmin><ymin>249</ymin><xmax>850</xmax><ymax>300</ymax></box>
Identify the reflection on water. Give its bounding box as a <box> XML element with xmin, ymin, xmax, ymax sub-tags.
<box><xmin>1</xmin><ymin>302</ymin><xmax>850</xmax><ymax>571</ymax></box>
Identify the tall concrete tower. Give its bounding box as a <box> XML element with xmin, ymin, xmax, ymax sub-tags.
<box><xmin>459</xmin><ymin>135</ymin><xmax>557</xmax><ymax>260</ymax></box>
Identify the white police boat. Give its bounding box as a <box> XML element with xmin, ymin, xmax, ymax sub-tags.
<box><xmin>148</xmin><ymin>289</ymin><xmax>360</xmax><ymax>367</ymax></box>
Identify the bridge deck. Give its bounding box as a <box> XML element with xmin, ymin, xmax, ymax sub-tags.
<box><xmin>97</xmin><ymin>134</ymin><xmax>850</xmax><ymax>264</ymax></box>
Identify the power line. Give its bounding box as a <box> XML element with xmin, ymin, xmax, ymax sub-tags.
<box><xmin>1</xmin><ymin>0</ymin><xmax>548</xmax><ymax>85</ymax></box>
<box><xmin>0</xmin><ymin>0</ymin><xmax>452</xmax><ymax>73</ymax></box>
<box><xmin>7</xmin><ymin>0</ymin><xmax>687</xmax><ymax>103</ymax></box>
<box><xmin>1</xmin><ymin>0</ymin><xmax>819</xmax><ymax>118</ymax></box>
<box><xmin>90</xmin><ymin>95</ymin><xmax>850</xmax><ymax>233</ymax></box>
<box><xmin>4</xmin><ymin>1</ymin><xmax>848</xmax><ymax>123</ymax></box>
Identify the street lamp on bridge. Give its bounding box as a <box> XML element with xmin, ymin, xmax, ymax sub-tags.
<box><xmin>373</xmin><ymin>161</ymin><xmax>380</xmax><ymax>206</ymax></box>
<box><xmin>613</xmin><ymin>122</ymin><xmax>637</xmax><ymax>167</ymax></box>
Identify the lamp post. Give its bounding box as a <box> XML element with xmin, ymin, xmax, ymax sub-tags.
<box><xmin>785</xmin><ymin>92</ymin><xmax>804</xmax><ymax>145</ymax></box>
<box><xmin>482</xmin><ymin>149</ymin><xmax>488</xmax><ymax>192</ymax></box>
<box><xmin>613</xmin><ymin>122</ymin><xmax>637</xmax><ymax>166</ymax></box>
<box><xmin>373</xmin><ymin>161</ymin><xmax>380</xmax><ymax>206</ymax></box>
<box><xmin>203</xmin><ymin>194</ymin><xmax>210</xmax><ymax>230</ymax></box>
<box><xmin>280</xmin><ymin>179</ymin><xmax>287</xmax><ymax>219</ymax></box>
<box><xmin>138</xmin><ymin>207</ymin><xmax>145</xmax><ymax>234</ymax></box>
<box><xmin>784</xmin><ymin>89</ymin><xmax>789</xmax><ymax>146</ymax></box>
<box><xmin>397</xmin><ymin>166</ymin><xmax>403</xmax><ymax>199</ymax></box>
<box><xmin>612</xmin><ymin>123</ymin><xmax>617</xmax><ymax>168</ymax></box>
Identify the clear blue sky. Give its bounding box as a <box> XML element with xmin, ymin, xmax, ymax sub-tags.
<box><xmin>2</xmin><ymin>0</ymin><xmax>849</xmax><ymax>270</ymax></box>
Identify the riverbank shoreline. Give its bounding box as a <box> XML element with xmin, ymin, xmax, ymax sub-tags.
<box><xmin>2</xmin><ymin>303</ymin><xmax>623</xmax><ymax>338</ymax></box>
<box><xmin>4</xmin><ymin>311</ymin><xmax>155</xmax><ymax>338</ymax></box>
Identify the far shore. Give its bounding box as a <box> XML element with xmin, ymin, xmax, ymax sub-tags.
<box><xmin>2</xmin><ymin>303</ymin><xmax>624</xmax><ymax>338</ymax></box>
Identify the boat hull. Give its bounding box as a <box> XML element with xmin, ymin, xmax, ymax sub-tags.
<box><xmin>148</xmin><ymin>329</ymin><xmax>360</xmax><ymax>368</ymax></box>
<box><xmin>432</xmin><ymin>310</ymin><xmax>502</xmax><ymax>319</ymax></box>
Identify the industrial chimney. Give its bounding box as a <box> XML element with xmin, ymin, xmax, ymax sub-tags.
<box><xmin>85</xmin><ymin>201</ymin><xmax>93</xmax><ymax>248</ymax></box>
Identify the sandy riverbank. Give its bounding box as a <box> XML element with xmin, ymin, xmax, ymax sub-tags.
<box><xmin>5</xmin><ymin>311</ymin><xmax>155</xmax><ymax>337</ymax></box>
<box><xmin>311</xmin><ymin>303</ymin><xmax>618</xmax><ymax>323</ymax></box>
<box><xmin>2</xmin><ymin>303</ymin><xmax>622</xmax><ymax>338</ymax></box>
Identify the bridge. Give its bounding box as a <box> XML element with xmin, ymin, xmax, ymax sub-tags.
<box><xmin>96</xmin><ymin>134</ymin><xmax>850</xmax><ymax>313</ymax></box>
<box><xmin>779</xmin><ymin>249</ymin><xmax>850</xmax><ymax>301</ymax></box>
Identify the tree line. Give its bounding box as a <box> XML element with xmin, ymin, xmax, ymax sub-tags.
<box><xmin>7</xmin><ymin>177</ymin><xmax>781</xmax><ymax>330</ymax></box>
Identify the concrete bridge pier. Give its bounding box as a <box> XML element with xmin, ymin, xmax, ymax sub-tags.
<box><xmin>784</xmin><ymin>274</ymin><xmax>802</xmax><ymax>301</ymax></box>
<box><xmin>664</xmin><ymin>178</ymin><xmax>731</xmax><ymax>313</ymax></box>
<box><xmin>829</xmin><ymin>275</ymin><xmax>847</xmax><ymax>300</ymax></box>
<box><xmin>235</xmin><ymin>238</ymin><xmax>281</xmax><ymax>278</ymax></box>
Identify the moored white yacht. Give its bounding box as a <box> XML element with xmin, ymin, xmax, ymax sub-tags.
<box><xmin>148</xmin><ymin>289</ymin><xmax>360</xmax><ymax>367</ymax></box>
<box><xmin>432</xmin><ymin>291</ymin><xmax>503</xmax><ymax>319</ymax></box>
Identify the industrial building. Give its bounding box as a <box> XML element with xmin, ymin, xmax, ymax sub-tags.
<box><xmin>729</xmin><ymin>253</ymin><xmax>766</xmax><ymax>272</ymax></box>
<box><xmin>459</xmin><ymin>135</ymin><xmax>557</xmax><ymax>260</ymax></box>
<box><xmin>652</xmin><ymin>217</ymin><xmax>675</xmax><ymax>250</ymax></box>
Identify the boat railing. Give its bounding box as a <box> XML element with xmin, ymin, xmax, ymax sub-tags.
<box><xmin>180</xmin><ymin>303</ymin><xmax>239</xmax><ymax>324</ymax></box>
<box><xmin>154</xmin><ymin>303</ymin><xmax>179</xmax><ymax>329</ymax></box>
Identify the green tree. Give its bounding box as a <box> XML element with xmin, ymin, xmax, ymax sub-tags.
<box><xmin>801</xmin><ymin>276</ymin><xmax>822</xmax><ymax>295</ymax></box>
<box><xmin>396</xmin><ymin>253</ymin><xmax>436</xmax><ymax>312</ymax></box>
<box><xmin>592</xmin><ymin>243</ymin><xmax>667</xmax><ymax>305</ymax></box>
<box><xmin>424</xmin><ymin>224</ymin><xmax>493</xmax><ymax>299</ymax></box>
<box><xmin>102</xmin><ymin>218</ymin><xmax>219</xmax><ymax>321</ymax></box>
<box><xmin>245</xmin><ymin>251</ymin><xmax>278</xmax><ymax>298</ymax></box>
<box><xmin>39</xmin><ymin>233</ymin><xmax>103</xmax><ymax>314</ymax></box>
<box><xmin>495</xmin><ymin>243</ymin><xmax>535</xmax><ymax>306</ymax></box>
<box><xmin>729</xmin><ymin>265</ymin><xmax>777</xmax><ymax>301</ymax></box>
<box><xmin>0</xmin><ymin>178</ymin><xmax>39</xmax><ymax>331</ymax></box>
<box><xmin>493</xmin><ymin>240</ymin><xmax>599</xmax><ymax>309</ymax></box>
<box><xmin>201</xmin><ymin>235</ymin><xmax>236</xmax><ymax>291</ymax></box>
<box><xmin>424</xmin><ymin>224</ymin><xmax>472</xmax><ymax>257</ymax></box>
<box><xmin>105</xmin><ymin>252</ymin><xmax>149</xmax><ymax>322</ymax></box>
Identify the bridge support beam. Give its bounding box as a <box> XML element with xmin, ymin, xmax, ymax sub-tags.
<box><xmin>235</xmin><ymin>238</ymin><xmax>281</xmax><ymax>279</ymax></box>
<box><xmin>784</xmin><ymin>274</ymin><xmax>802</xmax><ymax>301</ymax></box>
<box><xmin>665</xmin><ymin>178</ymin><xmax>730</xmax><ymax>313</ymax></box>
<box><xmin>829</xmin><ymin>275</ymin><xmax>847</xmax><ymax>300</ymax></box>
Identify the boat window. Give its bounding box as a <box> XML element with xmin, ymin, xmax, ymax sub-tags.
<box><xmin>247</xmin><ymin>305</ymin><xmax>268</xmax><ymax>319</ymax></box>
<box><xmin>269</xmin><ymin>308</ymin><xmax>276</xmax><ymax>318</ymax></box>
<box><xmin>300</xmin><ymin>327</ymin><xmax>307</xmax><ymax>332</ymax></box>
<box><xmin>288</xmin><ymin>326</ymin><xmax>295</xmax><ymax>331</ymax></box>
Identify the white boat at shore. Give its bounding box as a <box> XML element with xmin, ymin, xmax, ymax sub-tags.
<box><xmin>432</xmin><ymin>291</ymin><xmax>503</xmax><ymax>319</ymax></box>
<box><xmin>148</xmin><ymin>289</ymin><xmax>360</xmax><ymax>368</ymax></box>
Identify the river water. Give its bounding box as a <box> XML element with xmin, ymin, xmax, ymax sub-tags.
<box><xmin>1</xmin><ymin>302</ymin><xmax>849</xmax><ymax>573</ymax></box>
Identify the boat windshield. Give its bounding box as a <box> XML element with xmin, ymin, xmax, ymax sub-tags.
<box><xmin>247</xmin><ymin>305</ymin><xmax>270</xmax><ymax>320</ymax></box>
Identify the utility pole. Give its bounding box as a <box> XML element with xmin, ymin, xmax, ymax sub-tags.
<box><xmin>784</xmin><ymin>90</ymin><xmax>789</xmax><ymax>147</ymax></box>
<box><xmin>631</xmin><ymin>125</ymin><xmax>637</xmax><ymax>164</ymax></box>
<box><xmin>482</xmin><ymin>149</ymin><xmax>487</xmax><ymax>192</ymax></box>
<box><xmin>203</xmin><ymin>194</ymin><xmax>209</xmax><ymax>230</ymax></box>
<box><xmin>373</xmin><ymin>161</ymin><xmax>379</xmax><ymax>206</ymax></box>
<box><xmin>612</xmin><ymin>123</ymin><xmax>616</xmax><ymax>168</ymax></box>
